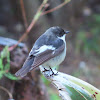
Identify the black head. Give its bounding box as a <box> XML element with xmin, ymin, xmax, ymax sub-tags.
<box><xmin>47</xmin><ymin>26</ymin><xmax>70</xmax><ymax>37</ymax></box>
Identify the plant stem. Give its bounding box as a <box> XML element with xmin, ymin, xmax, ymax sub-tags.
<box><xmin>41</xmin><ymin>0</ymin><xmax>71</xmax><ymax>16</ymax></box>
<box><xmin>20</xmin><ymin>0</ymin><xmax>28</xmax><ymax>29</ymax></box>
<box><xmin>0</xmin><ymin>86</ymin><xmax>13</xmax><ymax>99</ymax></box>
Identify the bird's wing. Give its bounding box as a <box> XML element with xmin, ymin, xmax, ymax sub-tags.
<box><xmin>30</xmin><ymin>43</ymin><xmax>65</xmax><ymax>71</ymax></box>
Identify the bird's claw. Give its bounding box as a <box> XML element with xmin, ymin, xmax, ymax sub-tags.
<box><xmin>49</xmin><ymin>67</ymin><xmax>58</xmax><ymax>76</ymax></box>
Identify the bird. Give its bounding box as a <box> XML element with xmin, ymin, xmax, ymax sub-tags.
<box><xmin>15</xmin><ymin>26</ymin><xmax>69</xmax><ymax>77</ymax></box>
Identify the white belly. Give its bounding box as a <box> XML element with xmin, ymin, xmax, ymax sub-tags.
<box><xmin>42</xmin><ymin>45</ymin><xmax>66</xmax><ymax>68</ymax></box>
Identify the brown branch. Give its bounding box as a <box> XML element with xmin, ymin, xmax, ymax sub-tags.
<box><xmin>20</xmin><ymin>0</ymin><xmax>28</xmax><ymax>29</ymax></box>
<box><xmin>42</xmin><ymin>3</ymin><xmax>50</xmax><ymax>13</ymax></box>
<box><xmin>11</xmin><ymin>0</ymin><xmax>48</xmax><ymax>50</ymax></box>
<box><xmin>0</xmin><ymin>86</ymin><xmax>13</xmax><ymax>99</ymax></box>
<box><xmin>41</xmin><ymin>0</ymin><xmax>70</xmax><ymax>16</ymax></box>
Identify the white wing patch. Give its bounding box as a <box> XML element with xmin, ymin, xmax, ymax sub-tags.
<box><xmin>34</xmin><ymin>45</ymin><xmax>55</xmax><ymax>55</ymax></box>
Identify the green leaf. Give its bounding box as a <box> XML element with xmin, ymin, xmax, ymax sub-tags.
<box><xmin>50</xmin><ymin>93</ymin><xmax>61</xmax><ymax>100</ymax></box>
<box><xmin>64</xmin><ymin>83</ymin><xmax>93</xmax><ymax>100</ymax></box>
<box><xmin>45</xmin><ymin>70</ymin><xmax>100</xmax><ymax>100</ymax></box>
<box><xmin>47</xmin><ymin>87</ymin><xmax>61</xmax><ymax>100</ymax></box>
<box><xmin>4</xmin><ymin>63</ymin><xmax>10</xmax><ymax>71</ymax></box>
<box><xmin>63</xmin><ymin>73</ymin><xmax>100</xmax><ymax>100</ymax></box>
<box><xmin>4</xmin><ymin>73</ymin><xmax>20</xmax><ymax>80</ymax></box>
<box><xmin>65</xmin><ymin>85</ymin><xmax>91</xmax><ymax>100</ymax></box>
<box><xmin>0</xmin><ymin>71</ymin><xmax>5</xmax><ymax>79</ymax></box>
<box><xmin>41</xmin><ymin>75</ymin><xmax>50</xmax><ymax>86</ymax></box>
<box><xmin>0</xmin><ymin>73</ymin><xmax>3</xmax><ymax>79</ymax></box>
<box><xmin>0</xmin><ymin>58</ymin><xmax>3</xmax><ymax>70</ymax></box>
<box><xmin>1</xmin><ymin>46</ymin><xmax>9</xmax><ymax>59</ymax></box>
<box><xmin>0</xmin><ymin>46</ymin><xmax>10</xmax><ymax>70</ymax></box>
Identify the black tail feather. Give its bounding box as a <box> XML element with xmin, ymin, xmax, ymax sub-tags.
<box><xmin>15</xmin><ymin>56</ymin><xmax>34</xmax><ymax>77</ymax></box>
<box><xmin>15</xmin><ymin>65</ymin><xmax>31</xmax><ymax>77</ymax></box>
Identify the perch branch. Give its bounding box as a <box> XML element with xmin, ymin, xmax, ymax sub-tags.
<box><xmin>39</xmin><ymin>66</ymin><xmax>100</xmax><ymax>100</ymax></box>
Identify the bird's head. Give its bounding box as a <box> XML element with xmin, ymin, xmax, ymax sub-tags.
<box><xmin>47</xmin><ymin>26</ymin><xmax>70</xmax><ymax>37</ymax></box>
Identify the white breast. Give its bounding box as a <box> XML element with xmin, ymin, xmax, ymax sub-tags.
<box><xmin>42</xmin><ymin>34</ymin><xmax>66</xmax><ymax>68</ymax></box>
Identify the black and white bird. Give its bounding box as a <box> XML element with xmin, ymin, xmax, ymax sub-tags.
<box><xmin>15</xmin><ymin>26</ymin><xmax>69</xmax><ymax>77</ymax></box>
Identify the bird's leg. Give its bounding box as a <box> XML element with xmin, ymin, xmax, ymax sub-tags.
<box><xmin>43</xmin><ymin>67</ymin><xmax>49</xmax><ymax>72</ymax></box>
<box><xmin>49</xmin><ymin>67</ymin><xmax>58</xmax><ymax>76</ymax></box>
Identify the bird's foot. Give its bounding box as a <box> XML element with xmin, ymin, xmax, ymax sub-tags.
<box><xmin>49</xmin><ymin>67</ymin><xmax>58</xmax><ymax>76</ymax></box>
<box><xmin>43</xmin><ymin>68</ymin><xmax>50</xmax><ymax>72</ymax></box>
<box><xmin>42</xmin><ymin>67</ymin><xmax>58</xmax><ymax>78</ymax></box>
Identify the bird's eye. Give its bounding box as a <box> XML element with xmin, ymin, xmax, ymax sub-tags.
<box><xmin>60</xmin><ymin>32</ymin><xmax>64</xmax><ymax>36</ymax></box>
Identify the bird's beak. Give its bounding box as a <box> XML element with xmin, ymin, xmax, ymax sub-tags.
<box><xmin>65</xmin><ymin>31</ymin><xmax>70</xmax><ymax>34</ymax></box>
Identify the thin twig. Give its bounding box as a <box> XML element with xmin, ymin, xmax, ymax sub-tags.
<box><xmin>11</xmin><ymin>0</ymin><xmax>70</xmax><ymax>50</ymax></box>
<box><xmin>12</xmin><ymin>0</ymin><xmax>48</xmax><ymax>49</ymax></box>
<box><xmin>0</xmin><ymin>86</ymin><xmax>13</xmax><ymax>99</ymax></box>
<box><xmin>41</xmin><ymin>0</ymin><xmax>71</xmax><ymax>16</ymax></box>
<box><xmin>42</xmin><ymin>3</ymin><xmax>50</xmax><ymax>13</ymax></box>
<box><xmin>20</xmin><ymin>0</ymin><xmax>28</xmax><ymax>29</ymax></box>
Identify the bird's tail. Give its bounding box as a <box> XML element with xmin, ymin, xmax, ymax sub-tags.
<box><xmin>15</xmin><ymin>65</ymin><xmax>31</xmax><ymax>78</ymax></box>
<box><xmin>15</xmin><ymin>56</ymin><xmax>34</xmax><ymax>78</ymax></box>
